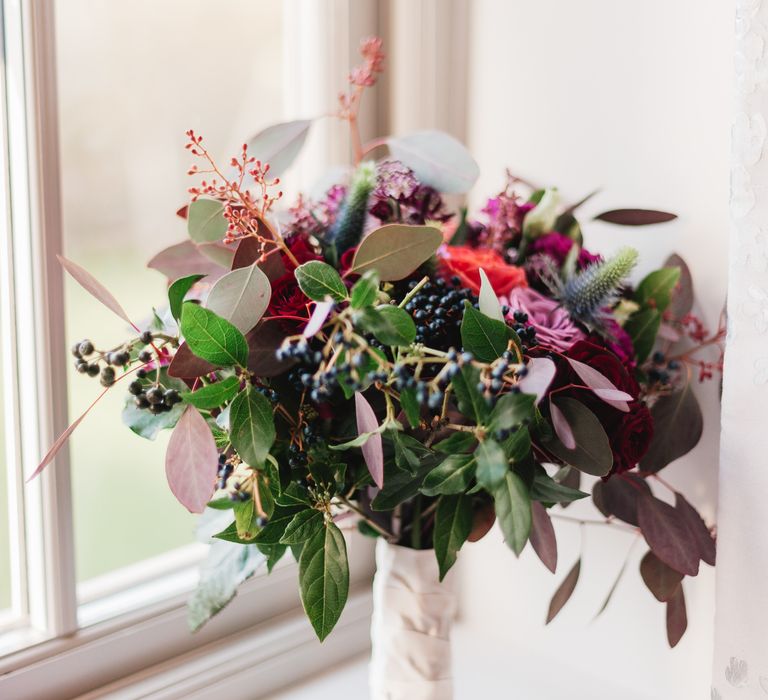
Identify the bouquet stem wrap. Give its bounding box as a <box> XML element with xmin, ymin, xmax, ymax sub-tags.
<box><xmin>369</xmin><ymin>538</ymin><xmax>457</xmax><ymax>700</ymax></box>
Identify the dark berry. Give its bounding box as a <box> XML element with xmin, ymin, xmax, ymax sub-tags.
<box><xmin>139</xmin><ymin>350</ymin><xmax>153</xmax><ymax>363</ymax></box>
<box><xmin>163</xmin><ymin>389</ymin><xmax>181</xmax><ymax>406</ymax></box>
<box><xmin>128</xmin><ymin>380</ymin><xmax>144</xmax><ymax>395</ymax></box>
<box><xmin>75</xmin><ymin>361</ymin><xmax>89</xmax><ymax>374</ymax></box>
<box><xmin>146</xmin><ymin>387</ymin><xmax>164</xmax><ymax>405</ymax></box>
<box><xmin>140</xmin><ymin>330</ymin><xmax>153</xmax><ymax>344</ymax></box>
<box><xmin>71</xmin><ymin>343</ymin><xmax>83</xmax><ymax>358</ymax></box>
<box><xmin>78</xmin><ymin>340</ymin><xmax>94</xmax><ymax>356</ymax></box>
<box><xmin>134</xmin><ymin>394</ymin><xmax>150</xmax><ymax>409</ymax></box>
<box><xmin>136</xmin><ymin>368</ymin><xmax>147</xmax><ymax>379</ymax></box>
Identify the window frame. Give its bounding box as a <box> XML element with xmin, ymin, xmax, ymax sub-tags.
<box><xmin>0</xmin><ymin>0</ymin><xmax>387</xmax><ymax>696</ymax></box>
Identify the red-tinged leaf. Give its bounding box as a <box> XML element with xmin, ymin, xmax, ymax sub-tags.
<box><xmin>675</xmin><ymin>493</ymin><xmax>716</xmax><ymax>566</ymax></box>
<box><xmin>594</xmin><ymin>209</ymin><xmax>677</xmax><ymax>226</ymax></box>
<box><xmin>165</xmin><ymin>405</ymin><xmax>218</xmax><ymax>513</ymax></box>
<box><xmin>566</xmin><ymin>357</ymin><xmax>631</xmax><ymax>412</ymax></box>
<box><xmin>530</xmin><ymin>502</ymin><xmax>557</xmax><ymax>573</ymax></box>
<box><xmin>468</xmin><ymin>501</ymin><xmax>496</xmax><ymax>543</ymax></box>
<box><xmin>666</xmin><ymin>585</ymin><xmax>687</xmax><ymax>647</ymax></box>
<box><xmin>28</xmin><ymin>387</ymin><xmax>110</xmax><ymax>481</ymax></box>
<box><xmin>246</xmin><ymin>320</ymin><xmax>297</xmax><ymax>377</ymax></box>
<box><xmin>664</xmin><ymin>253</ymin><xmax>694</xmax><ymax>320</ymax></box>
<box><xmin>517</xmin><ymin>357</ymin><xmax>556</xmax><ymax>405</ymax></box>
<box><xmin>354</xmin><ymin>392</ymin><xmax>383</xmax><ymax>489</ymax></box>
<box><xmin>58</xmin><ymin>256</ymin><xmax>135</xmax><ymax>328</ymax></box>
<box><xmin>176</xmin><ymin>204</ymin><xmax>189</xmax><ymax>219</ymax></box>
<box><xmin>556</xmin><ymin>467</ymin><xmax>580</xmax><ymax>510</ymax></box>
<box><xmin>640</xmin><ymin>550</ymin><xmax>683</xmax><ymax>602</ymax></box>
<box><xmin>550</xmin><ymin>398</ymin><xmax>576</xmax><ymax>449</ymax></box>
<box><xmin>546</xmin><ymin>558</ymin><xmax>580</xmax><ymax>623</ymax></box>
<box><xmin>637</xmin><ymin>494</ymin><xmax>699</xmax><ymax>576</ymax></box>
<box><xmin>592</xmin><ymin>473</ymin><xmax>650</xmax><ymax>526</ymax></box>
<box><xmin>231</xmin><ymin>222</ymin><xmax>286</xmax><ymax>282</ymax></box>
<box><xmin>168</xmin><ymin>342</ymin><xmax>217</xmax><ymax>379</ymax></box>
<box><xmin>198</xmin><ymin>241</ymin><xmax>235</xmax><ymax>270</ymax></box>
<box><xmin>148</xmin><ymin>240</ymin><xmax>228</xmax><ymax>281</ymax></box>
<box><xmin>563</xmin><ymin>188</ymin><xmax>601</xmax><ymax>215</ymax></box>
<box><xmin>303</xmin><ymin>300</ymin><xmax>334</xmax><ymax>338</ymax></box>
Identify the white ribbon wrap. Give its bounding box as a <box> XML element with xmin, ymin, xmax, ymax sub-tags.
<box><xmin>369</xmin><ymin>538</ymin><xmax>457</xmax><ymax>700</ymax></box>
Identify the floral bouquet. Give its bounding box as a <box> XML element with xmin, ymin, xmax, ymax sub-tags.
<box><xmin>37</xmin><ymin>38</ymin><xmax>721</xmax><ymax>661</ymax></box>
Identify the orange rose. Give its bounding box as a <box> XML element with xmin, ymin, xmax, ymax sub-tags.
<box><xmin>438</xmin><ymin>245</ymin><xmax>527</xmax><ymax>295</ymax></box>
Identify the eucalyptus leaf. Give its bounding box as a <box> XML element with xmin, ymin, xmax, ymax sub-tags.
<box><xmin>206</xmin><ymin>263</ymin><xmax>271</xmax><ymax>333</ymax></box>
<box><xmin>349</xmin><ymin>224</ymin><xmax>443</xmax><ymax>280</ymax></box>
<box><xmin>246</xmin><ymin>119</ymin><xmax>312</xmax><ymax>178</ymax></box>
<box><xmin>188</xmin><ymin>198</ymin><xmax>228</xmax><ymax>243</ymax></box>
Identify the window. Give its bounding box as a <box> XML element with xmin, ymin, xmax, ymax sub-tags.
<box><xmin>0</xmin><ymin>2</ymin><xmax>381</xmax><ymax>697</ymax></box>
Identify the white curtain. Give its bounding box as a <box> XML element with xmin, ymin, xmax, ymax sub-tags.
<box><xmin>714</xmin><ymin>0</ymin><xmax>768</xmax><ymax>696</ymax></box>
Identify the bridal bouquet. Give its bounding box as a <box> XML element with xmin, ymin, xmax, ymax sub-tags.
<box><xmin>37</xmin><ymin>38</ymin><xmax>721</xmax><ymax>648</ymax></box>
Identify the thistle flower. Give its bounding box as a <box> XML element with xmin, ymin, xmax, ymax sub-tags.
<box><xmin>560</xmin><ymin>246</ymin><xmax>638</xmax><ymax>330</ymax></box>
<box><xmin>326</xmin><ymin>161</ymin><xmax>376</xmax><ymax>263</ymax></box>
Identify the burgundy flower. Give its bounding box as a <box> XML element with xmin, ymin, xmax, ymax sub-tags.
<box><xmin>528</xmin><ymin>232</ymin><xmax>601</xmax><ymax>269</ymax></box>
<box><xmin>589</xmin><ymin>319</ymin><xmax>636</xmax><ymax>370</ymax></box>
<box><xmin>267</xmin><ymin>273</ymin><xmax>311</xmax><ymax>324</ymax></box>
<box><xmin>612</xmin><ymin>403</ymin><xmax>654</xmax><ymax>474</ymax></box>
<box><xmin>504</xmin><ymin>287</ymin><xmax>584</xmax><ymax>352</ymax></box>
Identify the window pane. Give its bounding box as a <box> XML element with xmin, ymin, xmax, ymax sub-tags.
<box><xmin>0</xmin><ymin>306</ymin><xmax>11</xmax><ymax>611</ymax></box>
<box><xmin>54</xmin><ymin>1</ymin><xmax>284</xmax><ymax>586</ymax></box>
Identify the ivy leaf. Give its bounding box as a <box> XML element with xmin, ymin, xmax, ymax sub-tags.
<box><xmin>639</xmin><ymin>382</ymin><xmax>703</xmax><ymax>473</ymax></box>
<box><xmin>593</xmin><ymin>209</ymin><xmax>677</xmax><ymax>226</ymax></box>
<box><xmin>529</xmin><ymin>502</ymin><xmax>557</xmax><ymax>573</ymax></box>
<box><xmin>350</xmin><ymin>270</ymin><xmax>380</xmax><ymax>309</ymax></box>
<box><xmin>357</xmin><ymin>305</ymin><xmax>416</xmax><ymax>346</ymax></box>
<box><xmin>478</xmin><ymin>269</ymin><xmax>504</xmax><ymax>321</ymax></box>
<box><xmin>280</xmin><ymin>509</ymin><xmax>325</xmax><ymax>545</ymax></box>
<box><xmin>299</xmin><ymin>523</ymin><xmax>349</xmax><ymax>641</ymax></box>
<box><xmin>188</xmin><ymin>198</ymin><xmax>228</xmax><ymax>243</ymax></box>
<box><xmin>624</xmin><ymin>308</ymin><xmax>661</xmax><ymax>363</ymax></box>
<box><xmin>180</xmin><ymin>302</ymin><xmax>249</xmax><ymax>368</ymax></box>
<box><xmin>165</xmin><ymin>405</ymin><xmax>219</xmax><ymax>513</ymax></box>
<box><xmin>475</xmin><ymin>439</ymin><xmax>508</xmax><ymax>490</ymax></box>
<box><xmin>434</xmin><ymin>495</ymin><xmax>473</xmax><ymax>581</ymax></box>
<box><xmin>349</xmin><ymin>224</ymin><xmax>443</xmax><ymax>280</ymax></box>
<box><xmin>460</xmin><ymin>301</ymin><xmax>510</xmax><ymax>362</ymax></box>
<box><xmin>246</xmin><ymin>119</ymin><xmax>312</xmax><ymax>178</ymax></box>
<box><xmin>181</xmin><ymin>376</ymin><xmax>241</xmax><ymax>410</ymax></box>
<box><xmin>493</xmin><ymin>471</ymin><xmax>531</xmax><ymax>555</ymax></box>
<box><xmin>168</xmin><ymin>274</ymin><xmax>205</xmax><ymax>321</ymax></box>
<box><xmin>386</xmin><ymin>130</ymin><xmax>480</xmax><ymax>194</ymax></box>
<box><xmin>546</xmin><ymin>559</ymin><xmax>580</xmax><ymax>623</ymax></box>
<box><xmin>422</xmin><ymin>454</ymin><xmax>476</xmax><ymax>496</ymax></box>
<box><xmin>634</xmin><ymin>267</ymin><xmax>681</xmax><ymax>313</ymax></box>
<box><xmin>637</xmin><ymin>494</ymin><xmax>700</xmax><ymax>576</ymax></box>
<box><xmin>450</xmin><ymin>364</ymin><xmax>490</xmax><ymax>423</ymax></box>
<box><xmin>295</xmin><ymin>261</ymin><xmax>348</xmax><ymax>302</ymax></box>
<box><xmin>229</xmin><ymin>386</ymin><xmax>276</xmax><ymax>467</ymax></box>
<box><xmin>206</xmin><ymin>263</ymin><xmax>272</xmax><ymax>333</ymax></box>
<box><xmin>355</xmin><ymin>392</ymin><xmax>384</xmax><ymax>489</ymax></box>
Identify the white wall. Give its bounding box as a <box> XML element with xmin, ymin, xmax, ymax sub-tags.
<box><xmin>457</xmin><ymin>2</ymin><xmax>733</xmax><ymax>698</ymax></box>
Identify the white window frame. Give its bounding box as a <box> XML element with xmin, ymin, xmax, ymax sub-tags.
<box><xmin>0</xmin><ymin>1</ymin><xmax>408</xmax><ymax>696</ymax></box>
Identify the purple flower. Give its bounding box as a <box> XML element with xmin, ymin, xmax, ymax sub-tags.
<box><xmin>528</xmin><ymin>231</ymin><xmax>601</xmax><ymax>269</ymax></box>
<box><xmin>503</xmin><ymin>287</ymin><xmax>585</xmax><ymax>352</ymax></box>
<box><xmin>374</xmin><ymin>160</ymin><xmax>418</xmax><ymax>200</ymax></box>
<box><xmin>473</xmin><ymin>190</ymin><xmax>530</xmax><ymax>253</ymax></box>
<box><xmin>369</xmin><ymin>161</ymin><xmax>451</xmax><ymax>226</ymax></box>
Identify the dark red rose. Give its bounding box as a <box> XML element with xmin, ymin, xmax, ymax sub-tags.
<box><xmin>611</xmin><ymin>402</ymin><xmax>654</xmax><ymax>474</ymax></box>
<box><xmin>339</xmin><ymin>246</ymin><xmax>358</xmax><ymax>276</ymax></box>
<box><xmin>588</xmin><ymin>320</ymin><xmax>636</xmax><ymax>371</ymax></box>
<box><xmin>564</xmin><ymin>340</ymin><xmax>639</xmax><ymax>397</ymax></box>
<box><xmin>284</xmin><ymin>234</ymin><xmax>322</xmax><ymax>270</ymax></box>
<box><xmin>267</xmin><ymin>272</ymin><xmax>311</xmax><ymax>324</ymax></box>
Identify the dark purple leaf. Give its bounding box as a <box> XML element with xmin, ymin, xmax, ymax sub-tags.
<box><xmin>517</xmin><ymin>357</ymin><xmax>556</xmax><ymax>404</ymax></box>
<box><xmin>566</xmin><ymin>357</ymin><xmax>631</xmax><ymax>411</ymax></box>
<box><xmin>639</xmin><ymin>382</ymin><xmax>703</xmax><ymax>473</ymax></box>
<box><xmin>555</xmin><ymin>467</ymin><xmax>580</xmax><ymax>510</ymax></box>
<box><xmin>637</xmin><ymin>494</ymin><xmax>700</xmax><ymax>576</ymax></box>
<box><xmin>148</xmin><ymin>240</ymin><xmax>228</xmax><ymax>281</ymax></box>
<box><xmin>165</xmin><ymin>405</ymin><xmax>218</xmax><ymax>513</ymax></box>
<box><xmin>530</xmin><ymin>502</ymin><xmax>557</xmax><ymax>573</ymax></box>
<box><xmin>550</xmin><ymin>398</ymin><xmax>576</xmax><ymax>449</ymax></box>
<box><xmin>563</xmin><ymin>188</ymin><xmax>601</xmax><ymax>215</ymax></box>
<box><xmin>595</xmin><ymin>556</ymin><xmax>629</xmax><ymax>618</ymax></box>
<box><xmin>594</xmin><ymin>209</ymin><xmax>677</xmax><ymax>226</ymax></box>
<box><xmin>664</xmin><ymin>253</ymin><xmax>694</xmax><ymax>320</ymax></box>
<box><xmin>246</xmin><ymin>320</ymin><xmax>297</xmax><ymax>377</ymax></box>
<box><xmin>675</xmin><ymin>493</ymin><xmax>716</xmax><ymax>566</ymax></box>
<box><xmin>640</xmin><ymin>550</ymin><xmax>683</xmax><ymax>602</ymax></box>
<box><xmin>231</xmin><ymin>222</ymin><xmax>286</xmax><ymax>282</ymax></box>
<box><xmin>546</xmin><ymin>559</ymin><xmax>580</xmax><ymax>623</ymax></box>
<box><xmin>593</xmin><ymin>473</ymin><xmax>650</xmax><ymax>526</ymax></box>
<box><xmin>58</xmin><ymin>255</ymin><xmax>135</xmax><ymax>328</ymax></box>
<box><xmin>355</xmin><ymin>392</ymin><xmax>383</xmax><ymax>489</ymax></box>
<box><xmin>666</xmin><ymin>585</ymin><xmax>687</xmax><ymax>647</ymax></box>
<box><xmin>168</xmin><ymin>342</ymin><xmax>217</xmax><ymax>379</ymax></box>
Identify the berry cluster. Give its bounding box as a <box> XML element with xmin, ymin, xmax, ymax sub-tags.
<box><xmin>128</xmin><ymin>372</ymin><xmax>181</xmax><ymax>414</ymax></box>
<box><xmin>72</xmin><ymin>330</ymin><xmax>160</xmax><ymax>388</ymax></box>
<box><xmin>508</xmin><ymin>310</ymin><xmax>539</xmax><ymax>351</ymax></box>
<box><xmin>648</xmin><ymin>351</ymin><xmax>680</xmax><ymax>386</ymax></box>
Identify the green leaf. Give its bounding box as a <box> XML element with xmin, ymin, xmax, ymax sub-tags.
<box><xmin>624</xmin><ymin>308</ymin><xmax>661</xmax><ymax>363</ymax></box>
<box><xmin>460</xmin><ymin>301</ymin><xmax>510</xmax><ymax>362</ymax></box>
<box><xmin>280</xmin><ymin>509</ymin><xmax>325</xmax><ymax>545</ymax></box>
<box><xmin>422</xmin><ymin>454</ymin><xmax>476</xmax><ymax>496</ymax></box>
<box><xmin>493</xmin><ymin>471</ymin><xmax>532</xmax><ymax>555</ymax></box>
<box><xmin>434</xmin><ymin>495</ymin><xmax>473</xmax><ymax>581</ymax></box>
<box><xmin>450</xmin><ymin>364</ymin><xmax>490</xmax><ymax>423</ymax></box>
<box><xmin>180</xmin><ymin>302</ymin><xmax>249</xmax><ymax>368</ymax></box>
<box><xmin>543</xmin><ymin>398</ymin><xmax>613</xmax><ymax>476</ymax></box>
<box><xmin>349</xmin><ymin>224</ymin><xmax>443</xmax><ymax>281</ymax></box>
<box><xmin>475</xmin><ymin>439</ymin><xmax>508</xmax><ymax>490</ymax></box>
<box><xmin>213</xmin><ymin>521</ymin><xmax>256</xmax><ymax>544</ymax></box>
<box><xmin>350</xmin><ymin>270</ymin><xmax>380</xmax><ymax>309</ymax></box>
<box><xmin>207</xmin><ymin>497</ymin><xmax>234</xmax><ymax>510</ymax></box>
<box><xmin>256</xmin><ymin>542</ymin><xmax>288</xmax><ymax>573</ymax></box>
<box><xmin>187</xmin><ymin>541</ymin><xmax>264</xmax><ymax>631</ymax></box>
<box><xmin>253</xmin><ymin>506</ymin><xmax>303</xmax><ymax>545</ymax></box>
<box><xmin>399</xmin><ymin>386</ymin><xmax>421</xmax><ymax>428</ymax></box>
<box><xmin>371</xmin><ymin>462</ymin><xmax>435</xmax><ymax>511</ymax></box>
<box><xmin>181</xmin><ymin>376</ymin><xmax>240</xmax><ymax>410</ymax></box>
<box><xmin>433</xmin><ymin>432</ymin><xmax>477</xmax><ymax>454</ymax></box>
<box><xmin>233</xmin><ymin>498</ymin><xmax>259</xmax><ymax>540</ymax></box>
<box><xmin>391</xmin><ymin>431</ymin><xmax>434</xmax><ymax>474</ymax></box>
<box><xmin>122</xmin><ymin>394</ymin><xmax>185</xmax><ymax>439</ymax></box>
<box><xmin>357</xmin><ymin>305</ymin><xmax>416</xmax><ymax>346</ymax></box>
<box><xmin>169</xmin><ymin>274</ymin><xmax>205</xmax><ymax>321</ymax></box>
<box><xmin>530</xmin><ymin>469</ymin><xmax>589</xmax><ymax>503</ymax></box>
<box><xmin>295</xmin><ymin>261</ymin><xmax>348</xmax><ymax>302</ymax></box>
<box><xmin>299</xmin><ymin>523</ymin><xmax>349</xmax><ymax>641</ymax></box>
<box><xmin>523</xmin><ymin>188</ymin><xmax>560</xmax><ymax>239</ymax></box>
<box><xmin>489</xmin><ymin>393</ymin><xmax>535</xmax><ymax>433</ymax></box>
<box><xmin>229</xmin><ymin>386</ymin><xmax>276</xmax><ymax>467</ymax></box>
<box><xmin>500</xmin><ymin>427</ymin><xmax>532</xmax><ymax>463</ymax></box>
<box><xmin>634</xmin><ymin>267</ymin><xmax>681</xmax><ymax>313</ymax></box>
<box><xmin>188</xmin><ymin>198</ymin><xmax>228</xmax><ymax>243</ymax></box>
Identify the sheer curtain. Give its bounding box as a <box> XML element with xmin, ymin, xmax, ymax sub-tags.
<box><xmin>714</xmin><ymin>0</ymin><xmax>768</xmax><ymax>696</ymax></box>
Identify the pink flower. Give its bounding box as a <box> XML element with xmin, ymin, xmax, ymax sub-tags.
<box><xmin>503</xmin><ymin>287</ymin><xmax>585</xmax><ymax>352</ymax></box>
<box><xmin>528</xmin><ymin>232</ymin><xmax>601</xmax><ymax>269</ymax></box>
